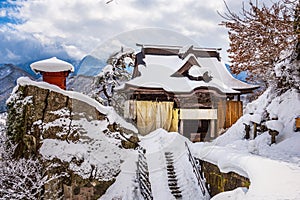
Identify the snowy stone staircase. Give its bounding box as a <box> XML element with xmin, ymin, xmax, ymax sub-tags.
<box><xmin>165</xmin><ymin>152</ymin><xmax>183</xmax><ymax>199</ymax></box>
<box><xmin>136</xmin><ymin>148</ymin><xmax>153</xmax><ymax>200</ymax></box>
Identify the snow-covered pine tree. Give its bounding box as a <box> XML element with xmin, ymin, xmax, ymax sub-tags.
<box><xmin>92</xmin><ymin>46</ymin><xmax>135</xmax><ymax>113</ymax></box>
<box><xmin>220</xmin><ymin>0</ymin><xmax>299</xmax><ymax>90</ymax></box>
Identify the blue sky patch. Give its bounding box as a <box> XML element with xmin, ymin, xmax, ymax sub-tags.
<box><xmin>0</xmin><ymin>0</ymin><xmax>23</xmax><ymax>25</ymax></box>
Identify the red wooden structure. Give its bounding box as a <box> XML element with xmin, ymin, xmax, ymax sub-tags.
<box><xmin>41</xmin><ymin>71</ymin><xmax>70</xmax><ymax>90</ymax></box>
<box><xmin>30</xmin><ymin>57</ymin><xmax>74</xmax><ymax>90</ymax></box>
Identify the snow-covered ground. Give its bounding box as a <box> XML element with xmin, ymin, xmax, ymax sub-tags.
<box><xmin>191</xmin><ymin>88</ymin><xmax>300</xmax><ymax>200</ymax></box>
<box><xmin>212</xmin><ymin>88</ymin><xmax>300</xmax><ymax>165</ymax></box>
<box><xmin>2</xmin><ymin>76</ymin><xmax>300</xmax><ymax>199</ymax></box>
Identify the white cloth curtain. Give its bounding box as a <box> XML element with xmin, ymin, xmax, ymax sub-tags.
<box><xmin>156</xmin><ymin>101</ymin><xmax>173</xmax><ymax>131</ymax></box>
<box><xmin>124</xmin><ymin>100</ymin><xmax>136</xmax><ymax>120</ymax></box>
<box><xmin>136</xmin><ymin>101</ymin><xmax>175</xmax><ymax>135</ymax></box>
<box><xmin>136</xmin><ymin>101</ymin><xmax>157</xmax><ymax>135</ymax></box>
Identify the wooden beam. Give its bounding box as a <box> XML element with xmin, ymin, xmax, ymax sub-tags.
<box><xmin>179</xmin><ymin>109</ymin><xmax>218</xmax><ymax>120</ymax></box>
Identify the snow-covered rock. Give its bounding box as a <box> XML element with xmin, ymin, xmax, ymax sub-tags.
<box><xmin>6</xmin><ymin>77</ymin><xmax>138</xmax><ymax>198</ymax></box>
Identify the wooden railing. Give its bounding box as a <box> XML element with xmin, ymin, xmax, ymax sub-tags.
<box><xmin>185</xmin><ymin>142</ymin><xmax>209</xmax><ymax>197</ymax></box>
<box><xmin>136</xmin><ymin>148</ymin><xmax>153</xmax><ymax>200</ymax></box>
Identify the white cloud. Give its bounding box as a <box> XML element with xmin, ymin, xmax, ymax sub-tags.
<box><xmin>2</xmin><ymin>0</ymin><xmax>259</xmax><ymax>63</ymax></box>
<box><xmin>0</xmin><ymin>9</ymin><xmax>7</xmax><ymax>17</ymax></box>
<box><xmin>5</xmin><ymin>48</ymin><xmax>21</xmax><ymax>61</ymax></box>
<box><xmin>62</xmin><ymin>44</ymin><xmax>86</xmax><ymax>59</ymax></box>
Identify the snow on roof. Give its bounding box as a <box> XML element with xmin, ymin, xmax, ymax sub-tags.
<box><xmin>188</xmin><ymin>65</ymin><xmax>211</xmax><ymax>78</ymax></box>
<box><xmin>118</xmin><ymin>53</ymin><xmax>257</xmax><ymax>94</ymax></box>
<box><xmin>118</xmin><ymin>63</ymin><xmax>238</xmax><ymax>94</ymax></box>
<box><xmin>127</xmin><ymin>44</ymin><xmax>260</xmax><ymax>94</ymax></box>
<box><xmin>30</xmin><ymin>57</ymin><xmax>75</xmax><ymax>73</ymax></box>
<box><xmin>196</xmin><ymin>57</ymin><xmax>259</xmax><ymax>91</ymax></box>
<box><xmin>144</xmin><ymin>55</ymin><xmax>183</xmax><ymax>72</ymax></box>
<box><xmin>137</xmin><ymin>43</ymin><xmax>221</xmax><ymax>52</ymax></box>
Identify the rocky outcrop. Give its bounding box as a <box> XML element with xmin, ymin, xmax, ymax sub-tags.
<box><xmin>6</xmin><ymin>78</ymin><xmax>138</xmax><ymax>199</ymax></box>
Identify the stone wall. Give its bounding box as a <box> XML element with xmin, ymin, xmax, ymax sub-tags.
<box><xmin>200</xmin><ymin>160</ymin><xmax>250</xmax><ymax>197</ymax></box>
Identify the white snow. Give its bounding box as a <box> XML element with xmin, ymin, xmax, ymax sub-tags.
<box><xmin>193</xmin><ymin>143</ymin><xmax>300</xmax><ymax>200</ymax></box>
<box><xmin>102</xmin><ymin>64</ymin><xmax>113</xmax><ymax>74</ymax></box>
<box><xmin>124</xmin><ymin>57</ymin><xmax>134</xmax><ymax>65</ymax></box>
<box><xmin>195</xmin><ymin>88</ymin><xmax>300</xmax><ymax>199</ymax></box>
<box><xmin>118</xmin><ymin>52</ymin><xmax>258</xmax><ymax>94</ymax></box>
<box><xmin>197</xmin><ymin>57</ymin><xmax>259</xmax><ymax>91</ymax></box>
<box><xmin>9</xmin><ymin>77</ymin><xmax>137</xmax><ymax>133</ymax></box>
<box><xmin>266</xmin><ymin>120</ymin><xmax>284</xmax><ymax>132</ymax></box>
<box><xmin>5</xmin><ymin>66</ymin><xmax>300</xmax><ymax>199</ymax></box>
<box><xmin>178</xmin><ymin>45</ymin><xmax>192</xmax><ymax>55</ymax></box>
<box><xmin>40</xmin><ymin>118</ymin><xmax>123</xmax><ymax>180</ymax></box>
<box><xmin>188</xmin><ymin>65</ymin><xmax>211</xmax><ymax>78</ymax></box>
<box><xmin>30</xmin><ymin>57</ymin><xmax>74</xmax><ymax>73</ymax></box>
<box><xmin>250</xmin><ymin>113</ymin><xmax>262</xmax><ymax>124</ymax></box>
<box><xmin>100</xmin><ymin>129</ymin><xmax>210</xmax><ymax>200</ymax></box>
<box><xmin>211</xmin><ymin>187</ymin><xmax>248</xmax><ymax>200</ymax></box>
<box><xmin>118</xmin><ymin>63</ymin><xmax>239</xmax><ymax>94</ymax></box>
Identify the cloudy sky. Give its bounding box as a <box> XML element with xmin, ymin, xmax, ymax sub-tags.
<box><xmin>0</xmin><ymin>0</ymin><xmax>249</xmax><ymax>64</ymax></box>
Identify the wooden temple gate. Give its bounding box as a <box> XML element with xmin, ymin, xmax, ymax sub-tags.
<box><xmin>118</xmin><ymin>44</ymin><xmax>258</xmax><ymax>142</ymax></box>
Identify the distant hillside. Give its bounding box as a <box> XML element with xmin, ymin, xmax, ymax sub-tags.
<box><xmin>225</xmin><ymin>63</ymin><xmax>248</xmax><ymax>82</ymax></box>
<box><xmin>0</xmin><ymin>64</ymin><xmax>35</xmax><ymax>113</ymax></box>
<box><xmin>76</xmin><ymin>55</ymin><xmax>106</xmax><ymax>76</ymax></box>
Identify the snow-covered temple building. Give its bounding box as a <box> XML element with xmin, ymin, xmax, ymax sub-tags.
<box><xmin>30</xmin><ymin>57</ymin><xmax>74</xmax><ymax>90</ymax></box>
<box><xmin>117</xmin><ymin>44</ymin><xmax>259</xmax><ymax>141</ymax></box>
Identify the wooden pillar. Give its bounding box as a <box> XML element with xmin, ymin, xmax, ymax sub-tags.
<box><xmin>269</xmin><ymin>130</ymin><xmax>279</xmax><ymax>144</ymax></box>
<box><xmin>210</xmin><ymin>119</ymin><xmax>216</xmax><ymax>138</ymax></box>
<box><xmin>180</xmin><ymin>120</ymin><xmax>184</xmax><ymax>135</ymax></box>
<box><xmin>253</xmin><ymin>122</ymin><xmax>257</xmax><ymax>139</ymax></box>
<box><xmin>217</xmin><ymin>100</ymin><xmax>226</xmax><ymax>131</ymax></box>
<box><xmin>244</xmin><ymin>123</ymin><xmax>250</xmax><ymax>139</ymax></box>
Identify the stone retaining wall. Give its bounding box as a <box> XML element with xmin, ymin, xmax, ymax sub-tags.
<box><xmin>200</xmin><ymin>160</ymin><xmax>250</xmax><ymax>197</ymax></box>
